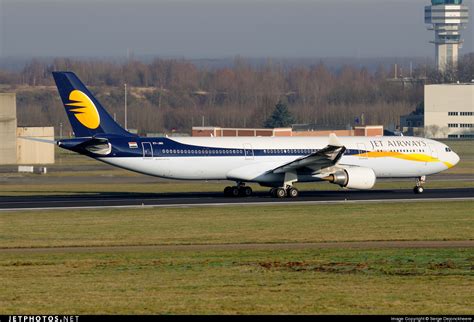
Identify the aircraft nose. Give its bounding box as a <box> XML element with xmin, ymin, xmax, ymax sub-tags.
<box><xmin>452</xmin><ymin>152</ymin><xmax>460</xmax><ymax>166</ymax></box>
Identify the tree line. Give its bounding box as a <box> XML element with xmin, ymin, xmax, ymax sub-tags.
<box><xmin>0</xmin><ymin>54</ymin><xmax>472</xmax><ymax>136</ymax></box>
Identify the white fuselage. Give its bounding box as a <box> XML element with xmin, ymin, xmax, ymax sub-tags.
<box><xmin>98</xmin><ymin>136</ymin><xmax>460</xmax><ymax>186</ymax></box>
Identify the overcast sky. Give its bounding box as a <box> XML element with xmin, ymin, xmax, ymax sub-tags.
<box><xmin>0</xmin><ymin>0</ymin><xmax>472</xmax><ymax>59</ymax></box>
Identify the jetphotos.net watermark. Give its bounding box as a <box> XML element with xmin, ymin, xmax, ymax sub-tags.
<box><xmin>7</xmin><ymin>316</ymin><xmax>79</xmax><ymax>322</ymax></box>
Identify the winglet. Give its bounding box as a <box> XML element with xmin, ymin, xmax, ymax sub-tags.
<box><xmin>328</xmin><ymin>133</ymin><xmax>343</xmax><ymax>147</ymax></box>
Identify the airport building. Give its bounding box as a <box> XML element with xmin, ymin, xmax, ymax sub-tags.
<box><xmin>425</xmin><ymin>0</ymin><xmax>469</xmax><ymax>71</ymax></box>
<box><xmin>0</xmin><ymin>93</ymin><xmax>55</xmax><ymax>166</ymax></box>
<box><xmin>17</xmin><ymin>127</ymin><xmax>55</xmax><ymax>165</ymax></box>
<box><xmin>0</xmin><ymin>94</ymin><xmax>18</xmax><ymax>165</ymax></box>
<box><xmin>424</xmin><ymin>83</ymin><xmax>474</xmax><ymax>139</ymax></box>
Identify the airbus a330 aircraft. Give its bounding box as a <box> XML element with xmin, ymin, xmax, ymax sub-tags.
<box><xmin>47</xmin><ymin>72</ymin><xmax>460</xmax><ymax>198</ymax></box>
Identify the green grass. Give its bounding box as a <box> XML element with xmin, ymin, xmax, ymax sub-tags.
<box><xmin>1</xmin><ymin>201</ymin><xmax>473</xmax><ymax>314</ymax></box>
<box><xmin>0</xmin><ymin>248</ymin><xmax>472</xmax><ymax>314</ymax></box>
<box><xmin>1</xmin><ymin>201</ymin><xmax>473</xmax><ymax>248</ymax></box>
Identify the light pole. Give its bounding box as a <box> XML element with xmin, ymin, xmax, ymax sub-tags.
<box><xmin>59</xmin><ymin>122</ymin><xmax>63</xmax><ymax>139</ymax></box>
<box><xmin>124</xmin><ymin>83</ymin><xmax>128</xmax><ymax>130</ymax></box>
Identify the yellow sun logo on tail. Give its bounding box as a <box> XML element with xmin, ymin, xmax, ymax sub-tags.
<box><xmin>66</xmin><ymin>90</ymin><xmax>100</xmax><ymax>129</ymax></box>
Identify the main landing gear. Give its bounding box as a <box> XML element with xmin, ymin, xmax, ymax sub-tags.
<box><xmin>223</xmin><ymin>183</ymin><xmax>300</xmax><ymax>198</ymax></box>
<box><xmin>269</xmin><ymin>172</ymin><xmax>299</xmax><ymax>198</ymax></box>
<box><xmin>413</xmin><ymin>176</ymin><xmax>426</xmax><ymax>194</ymax></box>
<box><xmin>270</xmin><ymin>186</ymin><xmax>299</xmax><ymax>199</ymax></box>
<box><xmin>224</xmin><ymin>183</ymin><xmax>253</xmax><ymax>197</ymax></box>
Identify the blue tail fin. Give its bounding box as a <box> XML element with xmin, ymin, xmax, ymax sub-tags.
<box><xmin>52</xmin><ymin>71</ymin><xmax>134</xmax><ymax>138</ymax></box>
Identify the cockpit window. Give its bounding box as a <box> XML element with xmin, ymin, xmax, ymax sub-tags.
<box><xmin>445</xmin><ymin>147</ymin><xmax>452</xmax><ymax>152</ymax></box>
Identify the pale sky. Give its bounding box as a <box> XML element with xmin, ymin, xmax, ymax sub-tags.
<box><xmin>0</xmin><ymin>0</ymin><xmax>472</xmax><ymax>58</ymax></box>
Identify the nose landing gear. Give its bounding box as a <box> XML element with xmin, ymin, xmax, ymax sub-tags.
<box><xmin>413</xmin><ymin>176</ymin><xmax>426</xmax><ymax>194</ymax></box>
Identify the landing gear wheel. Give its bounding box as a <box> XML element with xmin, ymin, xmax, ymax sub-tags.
<box><xmin>414</xmin><ymin>176</ymin><xmax>426</xmax><ymax>195</ymax></box>
<box><xmin>231</xmin><ymin>186</ymin><xmax>240</xmax><ymax>197</ymax></box>
<box><xmin>287</xmin><ymin>187</ymin><xmax>299</xmax><ymax>198</ymax></box>
<box><xmin>275</xmin><ymin>187</ymin><xmax>287</xmax><ymax>198</ymax></box>
<box><xmin>414</xmin><ymin>186</ymin><xmax>424</xmax><ymax>194</ymax></box>
<box><xmin>240</xmin><ymin>186</ymin><xmax>253</xmax><ymax>197</ymax></box>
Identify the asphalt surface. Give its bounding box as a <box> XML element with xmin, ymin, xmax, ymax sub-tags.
<box><xmin>1</xmin><ymin>187</ymin><xmax>473</xmax><ymax>210</ymax></box>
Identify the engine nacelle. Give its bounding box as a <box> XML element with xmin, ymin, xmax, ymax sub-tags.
<box><xmin>327</xmin><ymin>167</ymin><xmax>376</xmax><ymax>190</ymax></box>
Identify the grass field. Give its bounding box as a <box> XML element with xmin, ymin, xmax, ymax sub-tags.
<box><xmin>1</xmin><ymin>248</ymin><xmax>472</xmax><ymax>314</ymax></box>
<box><xmin>1</xmin><ymin>201</ymin><xmax>473</xmax><ymax>314</ymax></box>
<box><xmin>1</xmin><ymin>201</ymin><xmax>473</xmax><ymax>248</ymax></box>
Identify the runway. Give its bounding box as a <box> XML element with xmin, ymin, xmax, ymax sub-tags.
<box><xmin>1</xmin><ymin>187</ymin><xmax>473</xmax><ymax>210</ymax></box>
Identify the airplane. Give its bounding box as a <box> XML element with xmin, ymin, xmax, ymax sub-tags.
<box><xmin>47</xmin><ymin>71</ymin><xmax>460</xmax><ymax>198</ymax></box>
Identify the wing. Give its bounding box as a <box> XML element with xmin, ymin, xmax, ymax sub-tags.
<box><xmin>226</xmin><ymin>134</ymin><xmax>346</xmax><ymax>182</ymax></box>
<box><xmin>272</xmin><ymin>133</ymin><xmax>346</xmax><ymax>174</ymax></box>
<box><xmin>272</xmin><ymin>144</ymin><xmax>346</xmax><ymax>174</ymax></box>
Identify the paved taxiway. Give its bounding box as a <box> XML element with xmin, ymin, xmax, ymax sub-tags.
<box><xmin>1</xmin><ymin>187</ymin><xmax>472</xmax><ymax>210</ymax></box>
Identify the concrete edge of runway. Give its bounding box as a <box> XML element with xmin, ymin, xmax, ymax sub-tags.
<box><xmin>2</xmin><ymin>196</ymin><xmax>473</xmax><ymax>212</ymax></box>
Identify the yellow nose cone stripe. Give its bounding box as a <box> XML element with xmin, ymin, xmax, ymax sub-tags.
<box><xmin>66</xmin><ymin>90</ymin><xmax>100</xmax><ymax>129</ymax></box>
<box><xmin>443</xmin><ymin>161</ymin><xmax>454</xmax><ymax>169</ymax></box>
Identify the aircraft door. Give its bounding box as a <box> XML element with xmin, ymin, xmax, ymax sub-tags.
<box><xmin>243</xmin><ymin>143</ymin><xmax>254</xmax><ymax>160</ymax></box>
<box><xmin>142</xmin><ymin>142</ymin><xmax>153</xmax><ymax>158</ymax></box>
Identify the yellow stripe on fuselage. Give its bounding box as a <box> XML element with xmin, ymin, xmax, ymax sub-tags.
<box><xmin>355</xmin><ymin>151</ymin><xmax>452</xmax><ymax>168</ymax></box>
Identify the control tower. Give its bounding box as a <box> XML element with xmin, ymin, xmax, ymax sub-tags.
<box><xmin>425</xmin><ymin>0</ymin><xmax>469</xmax><ymax>71</ymax></box>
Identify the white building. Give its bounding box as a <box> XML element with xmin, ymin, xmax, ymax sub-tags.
<box><xmin>0</xmin><ymin>93</ymin><xmax>55</xmax><ymax>165</ymax></box>
<box><xmin>424</xmin><ymin>84</ymin><xmax>474</xmax><ymax>138</ymax></box>
<box><xmin>0</xmin><ymin>93</ymin><xmax>17</xmax><ymax>164</ymax></box>
<box><xmin>425</xmin><ymin>0</ymin><xmax>469</xmax><ymax>71</ymax></box>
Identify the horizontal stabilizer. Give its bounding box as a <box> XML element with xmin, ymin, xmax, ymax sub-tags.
<box><xmin>57</xmin><ymin>137</ymin><xmax>111</xmax><ymax>156</ymax></box>
<box><xmin>17</xmin><ymin>137</ymin><xmax>57</xmax><ymax>144</ymax></box>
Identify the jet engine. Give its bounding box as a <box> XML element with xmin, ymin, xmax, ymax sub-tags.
<box><xmin>325</xmin><ymin>167</ymin><xmax>376</xmax><ymax>190</ymax></box>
